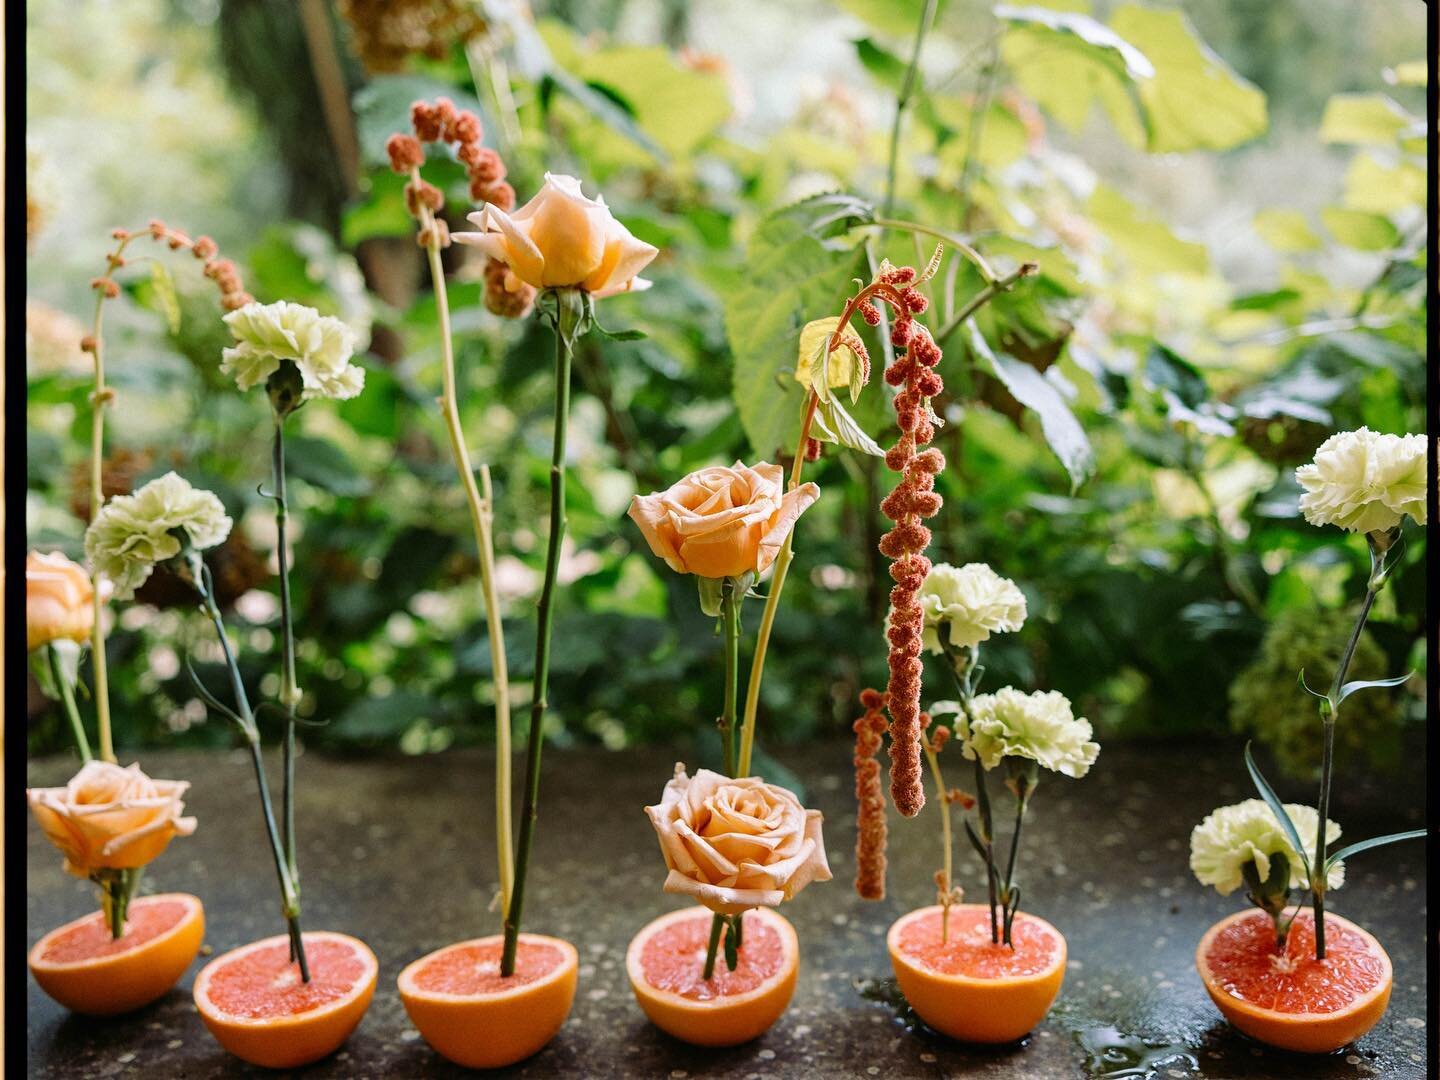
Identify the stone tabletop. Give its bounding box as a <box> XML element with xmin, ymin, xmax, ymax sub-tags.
<box><xmin>27</xmin><ymin>739</ymin><xmax>1427</xmax><ymax>1078</ymax></box>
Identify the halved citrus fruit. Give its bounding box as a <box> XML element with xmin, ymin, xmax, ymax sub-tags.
<box><xmin>397</xmin><ymin>933</ymin><xmax>578</xmax><ymax>1069</ymax></box>
<box><xmin>194</xmin><ymin>930</ymin><xmax>377</xmax><ymax>1069</ymax></box>
<box><xmin>627</xmin><ymin>906</ymin><xmax>798</xmax><ymax>1047</ymax></box>
<box><xmin>1196</xmin><ymin>908</ymin><xmax>1392</xmax><ymax>1053</ymax></box>
<box><xmin>28</xmin><ymin>892</ymin><xmax>205</xmax><ymax>1015</ymax></box>
<box><xmin>887</xmin><ymin>903</ymin><xmax>1066</xmax><ymax>1043</ymax></box>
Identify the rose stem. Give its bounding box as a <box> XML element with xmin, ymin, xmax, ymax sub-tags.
<box><xmin>704</xmin><ymin>578</ymin><xmax>746</xmax><ymax>978</ymax></box>
<box><xmin>194</xmin><ymin>557</ymin><xmax>309</xmax><ymax>980</ymax></box>
<box><xmin>1313</xmin><ymin>533</ymin><xmax>1387</xmax><ymax>959</ymax></box>
<box><xmin>413</xmin><ymin>167</ymin><xmax>514</xmax><ymax>917</ymax></box>
<box><xmin>922</xmin><ymin>736</ymin><xmax>953</xmax><ymax>943</ymax></box>
<box><xmin>269</xmin><ymin>411</ymin><xmax>302</xmax><ymax>914</ymax></box>
<box><xmin>502</xmin><ymin>288</ymin><xmax>582</xmax><ymax>978</ymax></box>
<box><xmin>48</xmin><ymin>644</ymin><xmax>93</xmax><ymax>762</ymax></box>
<box><xmin>87</xmin><ymin>236</ymin><xmax>136</xmax><ymax>766</ymax></box>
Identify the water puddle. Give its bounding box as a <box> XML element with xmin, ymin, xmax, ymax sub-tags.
<box><xmin>1076</xmin><ymin>1025</ymin><xmax>1198</xmax><ymax>1078</ymax></box>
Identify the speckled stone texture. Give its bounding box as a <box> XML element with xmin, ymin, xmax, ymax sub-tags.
<box><xmin>27</xmin><ymin>739</ymin><xmax>1426</xmax><ymax>1078</ymax></box>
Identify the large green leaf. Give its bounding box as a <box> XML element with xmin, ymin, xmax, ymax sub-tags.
<box><xmin>967</xmin><ymin>322</ymin><xmax>1093</xmax><ymax>489</ymax></box>
<box><xmin>1108</xmin><ymin>5</ymin><xmax>1267</xmax><ymax>152</ymax></box>
<box><xmin>1252</xmin><ymin>209</ymin><xmax>1322</xmax><ymax>253</ymax></box>
<box><xmin>1087</xmin><ymin>185</ymin><xmax>1210</xmax><ymax>277</ymax></box>
<box><xmin>1320</xmin><ymin>93</ymin><xmax>1413</xmax><ymax>146</ymax></box>
<box><xmin>1321</xmin><ymin>207</ymin><xmax>1400</xmax><ymax>252</ymax></box>
<box><xmin>1343</xmin><ymin>154</ymin><xmax>1425</xmax><ymax>215</ymax></box>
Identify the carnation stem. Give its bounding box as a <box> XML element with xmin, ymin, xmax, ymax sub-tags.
<box><xmin>414</xmin><ymin>169</ymin><xmax>515</xmax><ymax>919</ymax></box>
<box><xmin>195</xmin><ymin>559</ymin><xmax>309</xmax><ymax>981</ymax></box>
<box><xmin>999</xmin><ymin>780</ymin><xmax>1031</xmax><ymax>949</ymax></box>
<box><xmin>49</xmin><ymin>644</ymin><xmax>93</xmax><ymax>762</ymax></box>
<box><xmin>1312</xmin><ymin>535</ymin><xmax>1386</xmax><ymax>960</ymax></box>
<box><xmin>270</xmin><ymin>414</ymin><xmax>301</xmax><ymax>894</ymax></box>
<box><xmin>922</xmin><ymin>738</ymin><xmax>953</xmax><ymax>943</ymax></box>
<box><xmin>502</xmin><ymin>288</ymin><xmax>583</xmax><ymax>978</ymax></box>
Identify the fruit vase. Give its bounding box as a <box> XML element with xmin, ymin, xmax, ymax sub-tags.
<box><xmin>1196</xmin><ymin>908</ymin><xmax>1392</xmax><ymax>1053</ymax></box>
<box><xmin>887</xmin><ymin>903</ymin><xmax>1066</xmax><ymax>1043</ymax></box>
<box><xmin>193</xmin><ymin>930</ymin><xmax>377</xmax><ymax>1069</ymax></box>
<box><xmin>29</xmin><ymin>892</ymin><xmax>205</xmax><ymax>1015</ymax></box>
<box><xmin>627</xmin><ymin>906</ymin><xmax>799</xmax><ymax>1047</ymax></box>
<box><xmin>398</xmin><ymin>932</ymin><xmax>578</xmax><ymax>1069</ymax></box>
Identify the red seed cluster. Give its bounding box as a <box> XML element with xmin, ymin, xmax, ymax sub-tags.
<box><xmin>853</xmin><ymin>687</ymin><xmax>890</xmax><ymax>901</ymax></box>
<box><xmin>96</xmin><ymin>221</ymin><xmax>252</xmax><ymax>312</ymax></box>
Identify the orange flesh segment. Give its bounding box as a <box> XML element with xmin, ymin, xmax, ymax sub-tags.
<box><xmin>1203</xmin><ymin>911</ymin><xmax>1384</xmax><ymax>1014</ymax></box>
<box><xmin>639</xmin><ymin>912</ymin><xmax>783</xmax><ymax>1002</ymax></box>
<box><xmin>410</xmin><ymin>940</ymin><xmax>564</xmax><ymax>995</ymax></box>
<box><xmin>897</xmin><ymin>908</ymin><xmax>1060</xmax><ymax>978</ymax></box>
<box><xmin>42</xmin><ymin>899</ymin><xmax>189</xmax><ymax>963</ymax></box>
<box><xmin>205</xmin><ymin>939</ymin><xmax>367</xmax><ymax>1020</ymax></box>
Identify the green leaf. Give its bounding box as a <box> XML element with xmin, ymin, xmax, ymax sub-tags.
<box><xmin>967</xmin><ymin>321</ymin><xmax>1093</xmax><ymax>489</ymax></box>
<box><xmin>1387</xmin><ymin>60</ymin><xmax>1426</xmax><ymax>88</ymax></box>
<box><xmin>811</xmin><ymin>397</ymin><xmax>885</xmax><ymax>457</ymax></box>
<box><xmin>1320</xmin><ymin>93</ymin><xmax>1413</xmax><ymax>146</ymax></box>
<box><xmin>1252</xmin><ymin>210</ymin><xmax>1321</xmax><ymax>253</ymax></box>
<box><xmin>334</xmin><ymin>692</ymin><xmax>443</xmax><ymax>741</ymax></box>
<box><xmin>149</xmin><ymin>260</ymin><xmax>182</xmax><ymax>334</ymax></box>
<box><xmin>284</xmin><ymin>434</ymin><xmax>370</xmax><ymax>497</ymax></box>
<box><xmin>1343</xmin><ymin>154</ymin><xmax>1425</xmax><ymax>215</ymax></box>
<box><xmin>1143</xmin><ymin>343</ymin><xmax>1209</xmax><ymax>409</ymax></box>
<box><xmin>1321</xmin><ymin>207</ymin><xmax>1400</xmax><ymax>252</ymax></box>
<box><xmin>1337</xmin><ymin>672</ymin><xmax>1412</xmax><ymax>704</ymax></box>
<box><xmin>1109</xmin><ymin>5</ymin><xmax>1267</xmax><ymax>152</ymax></box>
<box><xmin>1087</xmin><ymin>185</ymin><xmax>1210</xmax><ymax>276</ymax></box>
<box><xmin>1243</xmin><ymin>742</ymin><xmax>1312</xmax><ymax>884</ymax></box>
<box><xmin>768</xmin><ymin>191</ymin><xmax>877</xmax><ymax>242</ymax></box>
<box><xmin>342</xmin><ymin>170</ymin><xmax>415</xmax><ymax>248</ymax></box>
<box><xmin>855</xmin><ymin>37</ymin><xmax>909</xmax><ymax>93</ymax></box>
<box><xmin>1324</xmin><ymin>829</ymin><xmax>1426</xmax><ymax>872</ymax></box>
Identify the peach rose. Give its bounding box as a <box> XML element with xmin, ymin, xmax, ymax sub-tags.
<box><xmin>454</xmin><ymin>172</ymin><xmax>658</xmax><ymax>299</ymax></box>
<box><xmin>27</xmin><ymin>551</ymin><xmax>96</xmax><ymax>652</ymax></box>
<box><xmin>28</xmin><ymin>761</ymin><xmax>197</xmax><ymax>878</ymax></box>
<box><xmin>645</xmin><ymin>765</ymin><xmax>832</xmax><ymax>915</ymax></box>
<box><xmin>628</xmin><ymin>462</ymin><xmax>821</xmax><ymax>580</ymax></box>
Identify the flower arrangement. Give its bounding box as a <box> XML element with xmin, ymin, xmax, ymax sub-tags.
<box><xmin>1190</xmin><ymin>426</ymin><xmax>1425</xmax><ymax>1053</ymax></box>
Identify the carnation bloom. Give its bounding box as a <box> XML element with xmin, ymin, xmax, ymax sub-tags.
<box><xmin>1189</xmin><ymin>799</ymin><xmax>1344</xmax><ymax>896</ymax></box>
<box><xmin>628</xmin><ymin>462</ymin><xmax>820</xmax><ymax>580</ymax></box>
<box><xmin>1295</xmin><ymin>427</ymin><xmax>1426</xmax><ymax>534</ymax></box>
<box><xmin>645</xmin><ymin>765</ymin><xmax>832</xmax><ymax>915</ymax></box>
<box><xmin>83</xmin><ymin>472</ymin><xmax>232</xmax><ymax>599</ymax></box>
<box><xmin>28</xmin><ymin>760</ymin><xmax>197</xmax><ymax>877</ymax></box>
<box><xmin>957</xmin><ymin>687</ymin><xmax>1099</xmax><ymax>778</ymax></box>
<box><xmin>221</xmin><ymin>300</ymin><xmax>364</xmax><ymax>401</ymax></box>
<box><xmin>453</xmin><ymin>173</ymin><xmax>658</xmax><ymax>299</ymax></box>
<box><xmin>916</xmin><ymin>562</ymin><xmax>1027</xmax><ymax>653</ymax></box>
<box><xmin>26</xmin><ymin>551</ymin><xmax>96</xmax><ymax>651</ymax></box>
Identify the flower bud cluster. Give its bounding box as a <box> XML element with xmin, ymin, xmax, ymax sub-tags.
<box><xmin>94</xmin><ymin>221</ymin><xmax>252</xmax><ymax>313</ymax></box>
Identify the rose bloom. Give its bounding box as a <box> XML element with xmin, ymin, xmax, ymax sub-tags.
<box><xmin>645</xmin><ymin>765</ymin><xmax>832</xmax><ymax>915</ymax></box>
<box><xmin>27</xmin><ymin>550</ymin><xmax>95</xmax><ymax>651</ymax></box>
<box><xmin>453</xmin><ymin>172</ymin><xmax>658</xmax><ymax>299</ymax></box>
<box><xmin>1190</xmin><ymin>799</ymin><xmax>1343</xmax><ymax>897</ymax></box>
<box><xmin>1296</xmin><ymin>427</ymin><xmax>1426</xmax><ymax>534</ymax></box>
<box><xmin>916</xmin><ymin>562</ymin><xmax>1027</xmax><ymax>653</ymax></box>
<box><xmin>28</xmin><ymin>760</ymin><xmax>197</xmax><ymax>878</ymax></box>
<box><xmin>628</xmin><ymin>462</ymin><xmax>821</xmax><ymax>580</ymax></box>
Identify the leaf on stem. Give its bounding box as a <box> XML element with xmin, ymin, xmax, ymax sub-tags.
<box><xmin>1336</xmin><ymin>672</ymin><xmax>1412</xmax><ymax>704</ymax></box>
<box><xmin>1324</xmin><ymin>829</ymin><xmax>1426</xmax><ymax>872</ymax></box>
<box><xmin>183</xmin><ymin>655</ymin><xmax>247</xmax><ymax>731</ymax></box>
<box><xmin>1242</xmin><ymin>742</ymin><xmax>1312</xmax><ymax>885</ymax></box>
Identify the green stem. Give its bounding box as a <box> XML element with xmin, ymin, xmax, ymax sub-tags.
<box><xmin>973</xmin><ymin>751</ymin><xmax>1000</xmax><ymax>945</ymax></box>
<box><xmin>721</xmin><ymin>581</ymin><xmax>741</xmax><ymax>776</ymax></box>
<box><xmin>934</xmin><ymin>261</ymin><xmax>1039</xmax><ymax>346</ymax></box>
<box><xmin>196</xmin><ymin>560</ymin><xmax>309</xmax><ymax>982</ymax></box>
<box><xmin>271</xmin><ymin>414</ymin><xmax>300</xmax><ymax>890</ymax></box>
<box><xmin>923</xmin><ymin>738</ymin><xmax>953</xmax><ymax>943</ymax></box>
<box><xmin>1312</xmin><ymin>536</ymin><xmax>1386</xmax><ymax>960</ymax></box>
<box><xmin>49</xmin><ymin>645</ymin><xmax>93</xmax><ymax>762</ymax></box>
<box><xmin>502</xmin><ymin>290</ymin><xmax>581</xmax><ymax>977</ymax></box>
<box><xmin>702</xmin><ymin>912</ymin><xmax>724</xmax><ymax>981</ymax></box>
<box><xmin>1000</xmin><ymin>786</ymin><xmax>1029</xmax><ymax>948</ymax></box>
<box><xmin>882</xmin><ymin>0</ymin><xmax>939</xmax><ymax>217</ymax></box>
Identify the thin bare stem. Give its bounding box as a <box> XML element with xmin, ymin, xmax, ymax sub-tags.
<box><xmin>882</xmin><ymin>0</ymin><xmax>940</xmax><ymax>217</ymax></box>
<box><xmin>923</xmin><ymin>738</ymin><xmax>953</xmax><ymax>943</ymax></box>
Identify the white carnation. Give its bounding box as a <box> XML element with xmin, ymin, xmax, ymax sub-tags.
<box><xmin>84</xmin><ymin>473</ymin><xmax>232</xmax><ymax>599</ymax></box>
<box><xmin>957</xmin><ymin>686</ymin><xmax>1098</xmax><ymax>778</ymax></box>
<box><xmin>221</xmin><ymin>301</ymin><xmax>364</xmax><ymax>402</ymax></box>
<box><xmin>1189</xmin><ymin>799</ymin><xmax>1344</xmax><ymax>897</ymax></box>
<box><xmin>1295</xmin><ymin>427</ymin><xmax>1426</xmax><ymax>534</ymax></box>
<box><xmin>916</xmin><ymin>562</ymin><xmax>1027</xmax><ymax>653</ymax></box>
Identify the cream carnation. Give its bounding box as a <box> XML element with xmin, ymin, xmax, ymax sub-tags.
<box><xmin>1295</xmin><ymin>427</ymin><xmax>1426</xmax><ymax>534</ymax></box>
<box><xmin>916</xmin><ymin>562</ymin><xmax>1027</xmax><ymax>653</ymax></box>
<box><xmin>645</xmin><ymin>765</ymin><xmax>832</xmax><ymax>915</ymax></box>
<box><xmin>84</xmin><ymin>472</ymin><xmax>232</xmax><ymax>599</ymax></box>
<box><xmin>1189</xmin><ymin>799</ymin><xmax>1344</xmax><ymax>896</ymax></box>
<box><xmin>221</xmin><ymin>300</ymin><xmax>364</xmax><ymax>401</ymax></box>
<box><xmin>958</xmin><ymin>687</ymin><xmax>1098</xmax><ymax>778</ymax></box>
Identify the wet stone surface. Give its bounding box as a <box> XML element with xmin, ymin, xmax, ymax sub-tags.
<box><xmin>28</xmin><ymin>739</ymin><xmax>1427</xmax><ymax>1078</ymax></box>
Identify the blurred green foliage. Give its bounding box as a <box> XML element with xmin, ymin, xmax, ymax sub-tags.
<box><xmin>25</xmin><ymin>0</ymin><xmax>1426</xmax><ymax>774</ymax></box>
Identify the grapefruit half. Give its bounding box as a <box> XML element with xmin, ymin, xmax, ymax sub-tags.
<box><xmin>28</xmin><ymin>893</ymin><xmax>205</xmax><ymax>1015</ymax></box>
<box><xmin>1196</xmin><ymin>908</ymin><xmax>1392</xmax><ymax>1053</ymax></box>
<box><xmin>887</xmin><ymin>903</ymin><xmax>1066</xmax><ymax>1043</ymax></box>
<box><xmin>627</xmin><ymin>906</ymin><xmax>798</xmax><ymax>1047</ymax></box>
<box><xmin>194</xmin><ymin>930</ymin><xmax>377</xmax><ymax>1069</ymax></box>
<box><xmin>397</xmin><ymin>933</ymin><xmax>578</xmax><ymax>1069</ymax></box>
